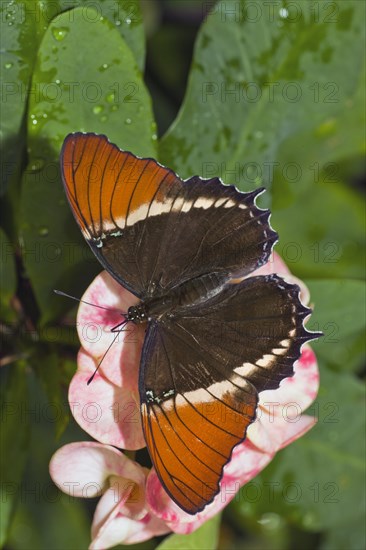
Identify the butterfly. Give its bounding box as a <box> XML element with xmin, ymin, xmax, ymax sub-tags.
<box><xmin>61</xmin><ymin>132</ymin><xmax>320</xmax><ymax>515</ymax></box>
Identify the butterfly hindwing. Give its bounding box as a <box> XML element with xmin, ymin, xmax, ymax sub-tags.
<box><xmin>61</xmin><ymin>133</ymin><xmax>277</xmax><ymax>298</ymax></box>
<box><xmin>140</xmin><ymin>274</ymin><xmax>317</xmax><ymax>513</ymax></box>
<box><xmin>173</xmin><ymin>274</ymin><xmax>314</xmax><ymax>392</ymax></box>
<box><xmin>140</xmin><ymin>322</ymin><xmax>258</xmax><ymax>514</ymax></box>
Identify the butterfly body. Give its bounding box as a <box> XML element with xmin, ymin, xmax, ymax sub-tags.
<box><xmin>128</xmin><ymin>271</ymin><xmax>229</xmax><ymax>324</ymax></box>
<box><xmin>61</xmin><ymin>132</ymin><xmax>321</xmax><ymax>515</ymax></box>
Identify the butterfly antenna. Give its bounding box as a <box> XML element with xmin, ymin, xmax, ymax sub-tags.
<box><xmin>54</xmin><ymin>289</ymin><xmax>125</xmax><ymax>315</ymax></box>
<box><xmin>87</xmin><ymin>319</ymin><xmax>129</xmax><ymax>385</ymax></box>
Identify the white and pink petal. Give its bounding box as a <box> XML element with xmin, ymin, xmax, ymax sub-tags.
<box><xmin>50</xmin><ymin>442</ymin><xmax>141</xmax><ymax>497</ymax></box>
<box><xmin>69</xmin><ymin>352</ymin><xmax>145</xmax><ymax>450</ymax></box>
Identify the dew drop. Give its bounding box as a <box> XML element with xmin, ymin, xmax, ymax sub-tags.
<box><xmin>279</xmin><ymin>7</ymin><xmax>289</xmax><ymax>18</ymax></box>
<box><xmin>111</xmin><ymin>105</ymin><xmax>118</xmax><ymax>112</ymax></box>
<box><xmin>100</xmin><ymin>115</ymin><xmax>108</xmax><ymax>122</ymax></box>
<box><xmin>93</xmin><ymin>105</ymin><xmax>104</xmax><ymax>115</ymax></box>
<box><xmin>30</xmin><ymin>158</ymin><xmax>45</xmax><ymax>172</ymax></box>
<box><xmin>254</xmin><ymin>130</ymin><xmax>263</xmax><ymax>139</ymax></box>
<box><xmin>152</xmin><ymin>133</ymin><xmax>157</xmax><ymax>141</ymax></box>
<box><xmin>125</xmin><ymin>17</ymin><xmax>131</xmax><ymax>25</ymax></box>
<box><xmin>115</xmin><ymin>20</ymin><xmax>121</xmax><ymax>26</ymax></box>
<box><xmin>99</xmin><ymin>63</ymin><xmax>109</xmax><ymax>72</ymax></box>
<box><xmin>258</xmin><ymin>513</ymin><xmax>282</xmax><ymax>530</ymax></box>
<box><xmin>105</xmin><ymin>92</ymin><xmax>115</xmax><ymax>103</ymax></box>
<box><xmin>39</xmin><ymin>226</ymin><xmax>49</xmax><ymax>237</ymax></box>
<box><xmin>52</xmin><ymin>26</ymin><xmax>69</xmax><ymax>41</ymax></box>
<box><xmin>4</xmin><ymin>62</ymin><xmax>13</xmax><ymax>69</ymax></box>
<box><xmin>125</xmin><ymin>118</ymin><xmax>132</xmax><ymax>125</ymax></box>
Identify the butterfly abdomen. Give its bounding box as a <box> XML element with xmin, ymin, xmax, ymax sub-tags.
<box><xmin>172</xmin><ymin>272</ymin><xmax>228</xmax><ymax>309</ymax></box>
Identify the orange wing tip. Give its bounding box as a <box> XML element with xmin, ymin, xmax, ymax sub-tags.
<box><xmin>60</xmin><ymin>132</ymin><xmax>181</xmax><ymax>238</ymax></box>
<box><xmin>141</xmin><ymin>389</ymin><xmax>257</xmax><ymax>515</ymax></box>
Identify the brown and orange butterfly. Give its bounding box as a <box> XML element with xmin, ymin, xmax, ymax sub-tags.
<box><xmin>61</xmin><ymin>132</ymin><xmax>320</xmax><ymax>514</ymax></box>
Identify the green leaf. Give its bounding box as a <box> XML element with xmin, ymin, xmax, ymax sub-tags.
<box><xmin>0</xmin><ymin>1</ymin><xmax>68</xmax><ymax>200</ymax></box>
<box><xmin>0</xmin><ymin>0</ymin><xmax>144</xmax><ymax>195</ymax></box>
<box><xmin>320</xmin><ymin>512</ymin><xmax>365</xmax><ymax>550</ymax></box>
<box><xmin>233</xmin><ymin>368</ymin><xmax>365</xmax><ymax>533</ymax></box>
<box><xmin>0</xmin><ymin>228</ymin><xmax>17</xmax><ymax>322</ymax></box>
<box><xmin>7</xmin><ymin>495</ymin><xmax>90</xmax><ymax>550</ymax></box>
<box><xmin>272</xmin><ymin>61</ymin><xmax>366</xmax><ymax>198</ymax></box>
<box><xmin>305</xmin><ymin>279</ymin><xmax>366</xmax><ymax>373</ymax></box>
<box><xmin>157</xmin><ymin>514</ymin><xmax>221</xmax><ymax>550</ymax></box>
<box><xmin>159</xmin><ymin>0</ymin><xmax>365</xmax><ymax>194</ymax></box>
<box><xmin>31</xmin><ymin>349</ymin><xmax>69</xmax><ymax>439</ymax></box>
<box><xmin>0</xmin><ymin>363</ymin><xmax>30</xmax><ymax>546</ymax></box>
<box><xmin>6</xmin><ymin>368</ymin><xmax>91</xmax><ymax>549</ymax></box>
<box><xmin>57</xmin><ymin>0</ymin><xmax>146</xmax><ymax>70</ymax></box>
<box><xmin>272</xmin><ymin>181</ymin><xmax>365</xmax><ymax>280</ymax></box>
<box><xmin>19</xmin><ymin>7</ymin><xmax>157</xmax><ymax>324</ymax></box>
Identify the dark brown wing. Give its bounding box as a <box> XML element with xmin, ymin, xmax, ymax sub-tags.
<box><xmin>61</xmin><ymin>133</ymin><xmax>277</xmax><ymax>298</ymax></box>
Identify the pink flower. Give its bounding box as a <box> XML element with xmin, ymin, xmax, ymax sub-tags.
<box><xmin>50</xmin><ymin>252</ymin><xmax>319</xmax><ymax>546</ymax></box>
<box><xmin>49</xmin><ymin>442</ymin><xmax>170</xmax><ymax>548</ymax></box>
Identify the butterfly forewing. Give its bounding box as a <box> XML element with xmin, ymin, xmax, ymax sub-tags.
<box><xmin>61</xmin><ymin>133</ymin><xmax>277</xmax><ymax>298</ymax></box>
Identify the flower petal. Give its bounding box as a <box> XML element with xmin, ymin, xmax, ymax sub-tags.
<box><xmin>248</xmin><ymin>346</ymin><xmax>319</xmax><ymax>453</ymax></box>
<box><xmin>77</xmin><ymin>271</ymin><xmax>139</xmax><ymax>356</ymax></box>
<box><xmin>91</xmin><ymin>473</ymin><xmax>148</xmax><ymax>540</ymax></box>
<box><xmin>50</xmin><ymin>442</ymin><xmax>145</xmax><ymax>497</ymax></box>
<box><xmin>69</xmin><ymin>351</ymin><xmax>145</xmax><ymax>450</ymax></box>
<box><xmin>76</xmin><ymin>271</ymin><xmax>145</xmax><ymax>388</ymax></box>
<box><xmin>279</xmin><ymin>414</ymin><xmax>317</xmax><ymax>448</ymax></box>
<box><xmin>259</xmin><ymin>346</ymin><xmax>319</xmax><ymax>412</ymax></box>
<box><xmin>90</xmin><ymin>509</ymin><xmax>169</xmax><ymax>549</ymax></box>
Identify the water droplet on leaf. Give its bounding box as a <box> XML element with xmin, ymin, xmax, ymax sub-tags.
<box><xmin>30</xmin><ymin>158</ymin><xmax>45</xmax><ymax>172</ymax></box>
<box><xmin>106</xmin><ymin>92</ymin><xmax>115</xmax><ymax>103</ymax></box>
<box><xmin>39</xmin><ymin>226</ymin><xmax>49</xmax><ymax>237</ymax></box>
<box><xmin>52</xmin><ymin>26</ymin><xmax>69</xmax><ymax>41</ymax></box>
